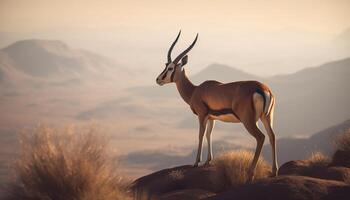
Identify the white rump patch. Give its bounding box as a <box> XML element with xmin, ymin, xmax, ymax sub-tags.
<box><xmin>253</xmin><ymin>92</ymin><xmax>264</xmax><ymax>120</ymax></box>
<box><xmin>264</xmin><ymin>91</ymin><xmax>271</xmax><ymax>115</ymax></box>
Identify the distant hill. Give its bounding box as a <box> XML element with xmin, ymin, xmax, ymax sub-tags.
<box><xmin>0</xmin><ymin>40</ymin><xmax>130</xmax><ymax>87</ymax></box>
<box><xmin>192</xmin><ymin>63</ymin><xmax>263</xmax><ymax>84</ymax></box>
<box><xmin>0</xmin><ymin>50</ymin><xmax>29</xmax><ymax>84</ymax></box>
<box><xmin>121</xmin><ymin>139</ymin><xmax>243</xmax><ymax>171</ymax></box>
<box><xmin>127</xmin><ymin>63</ymin><xmax>261</xmax><ymax>99</ymax></box>
<box><xmin>121</xmin><ymin>118</ymin><xmax>350</xmax><ymax>173</ymax></box>
<box><xmin>263</xmin><ymin>118</ymin><xmax>350</xmax><ymax>164</ymax></box>
<box><xmin>270</xmin><ymin>58</ymin><xmax>350</xmax><ymax>135</ymax></box>
<box><xmin>1</xmin><ymin>40</ymin><xmax>113</xmax><ymax>77</ymax></box>
<box><xmin>5</xmin><ymin>39</ymin><xmax>347</xmax><ymax>139</ymax></box>
<box><xmin>333</xmin><ymin>27</ymin><xmax>350</xmax><ymax>51</ymax></box>
<box><xmin>127</xmin><ymin>58</ymin><xmax>350</xmax><ymax>137</ymax></box>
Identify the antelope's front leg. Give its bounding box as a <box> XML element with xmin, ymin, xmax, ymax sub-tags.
<box><xmin>204</xmin><ymin>119</ymin><xmax>215</xmax><ymax>166</ymax></box>
<box><xmin>194</xmin><ymin>116</ymin><xmax>208</xmax><ymax>167</ymax></box>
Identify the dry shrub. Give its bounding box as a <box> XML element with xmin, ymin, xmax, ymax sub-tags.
<box><xmin>332</xmin><ymin>129</ymin><xmax>350</xmax><ymax>167</ymax></box>
<box><xmin>306</xmin><ymin>152</ymin><xmax>330</xmax><ymax>168</ymax></box>
<box><xmin>5</xmin><ymin>125</ymin><xmax>131</xmax><ymax>200</ymax></box>
<box><xmin>335</xmin><ymin>129</ymin><xmax>350</xmax><ymax>152</ymax></box>
<box><xmin>212</xmin><ymin>150</ymin><xmax>270</xmax><ymax>188</ymax></box>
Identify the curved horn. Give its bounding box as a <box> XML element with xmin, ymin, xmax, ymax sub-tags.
<box><xmin>173</xmin><ymin>33</ymin><xmax>198</xmax><ymax>64</ymax></box>
<box><xmin>167</xmin><ymin>30</ymin><xmax>181</xmax><ymax>63</ymax></box>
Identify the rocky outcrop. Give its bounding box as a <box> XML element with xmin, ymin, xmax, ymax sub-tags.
<box><xmin>132</xmin><ymin>165</ymin><xmax>222</xmax><ymax>200</ymax></box>
<box><xmin>132</xmin><ymin>163</ymin><xmax>350</xmax><ymax>200</ymax></box>
<box><xmin>279</xmin><ymin>160</ymin><xmax>350</xmax><ymax>183</ymax></box>
<box><xmin>331</xmin><ymin>150</ymin><xmax>350</xmax><ymax>168</ymax></box>
<box><xmin>207</xmin><ymin>176</ymin><xmax>350</xmax><ymax>200</ymax></box>
<box><xmin>159</xmin><ymin>189</ymin><xmax>215</xmax><ymax>200</ymax></box>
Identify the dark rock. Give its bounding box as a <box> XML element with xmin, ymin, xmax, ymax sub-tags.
<box><xmin>206</xmin><ymin>175</ymin><xmax>350</xmax><ymax>200</ymax></box>
<box><xmin>132</xmin><ymin>165</ymin><xmax>221</xmax><ymax>200</ymax></box>
<box><xmin>331</xmin><ymin>150</ymin><xmax>350</xmax><ymax>168</ymax></box>
<box><xmin>279</xmin><ymin>160</ymin><xmax>310</xmax><ymax>175</ymax></box>
<box><xmin>280</xmin><ymin>160</ymin><xmax>350</xmax><ymax>182</ymax></box>
<box><xmin>133</xmin><ymin>161</ymin><xmax>350</xmax><ymax>200</ymax></box>
<box><xmin>160</xmin><ymin>189</ymin><xmax>215</xmax><ymax>200</ymax></box>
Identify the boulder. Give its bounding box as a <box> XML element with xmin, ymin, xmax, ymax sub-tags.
<box><xmin>279</xmin><ymin>160</ymin><xmax>310</xmax><ymax>175</ymax></box>
<box><xmin>280</xmin><ymin>160</ymin><xmax>350</xmax><ymax>182</ymax></box>
<box><xmin>159</xmin><ymin>189</ymin><xmax>215</xmax><ymax>200</ymax></box>
<box><xmin>207</xmin><ymin>175</ymin><xmax>350</xmax><ymax>200</ymax></box>
<box><xmin>132</xmin><ymin>163</ymin><xmax>350</xmax><ymax>200</ymax></box>
<box><xmin>331</xmin><ymin>150</ymin><xmax>350</xmax><ymax>168</ymax></box>
<box><xmin>132</xmin><ymin>165</ymin><xmax>221</xmax><ymax>200</ymax></box>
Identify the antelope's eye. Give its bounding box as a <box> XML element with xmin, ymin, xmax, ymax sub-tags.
<box><xmin>168</xmin><ymin>67</ymin><xmax>174</xmax><ymax>70</ymax></box>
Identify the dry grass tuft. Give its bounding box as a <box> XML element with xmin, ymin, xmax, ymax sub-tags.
<box><xmin>212</xmin><ymin>150</ymin><xmax>271</xmax><ymax>188</ymax></box>
<box><xmin>335</xmin><ymin>129</ymin><xmax>350</xmax><ymax>152</ymax></box>
<box><xmin>306</xmin><ymin>152</ymin><xmax>330</xmax><ymax>168</ymax></box>
<box><xmin>332</xmin><ymin>129</ymin><xmax>350</xmax><ymax>167</ymax></box>
<box><xmin>5</xmin><ymin>125</ymin><xmax>131</xmax><ymax>200</ymax></box>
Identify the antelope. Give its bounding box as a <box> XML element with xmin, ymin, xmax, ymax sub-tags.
<box><xmin>156</xmin><ymin>31</ymin><xmax>278</xmax><ymax>180</ymax></box>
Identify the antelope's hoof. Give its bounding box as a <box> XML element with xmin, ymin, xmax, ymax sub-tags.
<box><xmin>271</xmin><ymin>168</ymin><xmax>279</xmax><ymax>177</ymax></box>
<box><xmin>247</xmin><ymin>176</ymin><xmax>254</xmax><ymax>183</ymax></box>
<box><xmin>204</xmin><ymin>161</ymin><xmax>211</xmax><ymax>167</ymax></box>
<box><xmin>247</xmin><ymin>173</ymin><xmax>255</xmax><ymax>182</ymax></box>
<box><xmin>193</xmin><ymin>163</ymin><xmax>199</xmax><ymax>167</ymax></box>
<box><xmin>247</xmin><ymin>170</ymin><xmax>255</xmax><ymax>182</ymax></box>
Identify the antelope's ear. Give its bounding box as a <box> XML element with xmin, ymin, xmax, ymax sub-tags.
<box><xmin>181</xmin><ymin>55</ymin><xmax>188</xmax><ymax>66</ymax></box>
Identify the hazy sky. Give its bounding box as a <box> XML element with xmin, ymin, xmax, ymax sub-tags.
<box><xmin>1</xmin><ymin>0</ymin><xmax>349</xmax><ymax>33</ymax></box>
<box><xmin>1</xmin><ymin>0</ymin><xmax>349</xmax><ymax>76</ymax></box>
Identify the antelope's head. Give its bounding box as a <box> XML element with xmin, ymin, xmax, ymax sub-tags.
<box><xmin>156</xmin><ymin>31</ymin><xmax>198</xmax><ymax>85</ymax></box>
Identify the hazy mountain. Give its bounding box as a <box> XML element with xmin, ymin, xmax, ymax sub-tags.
<box><xmin>2</xmin><ymin>40</ymin><xmax>113</xmax><ymax>76</ymax></box>
<box><xmin>192</xmin><ymin>63</ymin><xmax>263</xmax><ymax>84</ymax></box>
<box><xmin>0</xmin><ymin>40</ymin><xmax>130</xmax><ymax>87</ymax></box>
<box><xmin>121</xmin><ymin>139</ymin><xmax>243</xmax><ymax>171</ymax></box>
<box><xmin>0</xmin><ymin>50</ymin><xmax>29</xmax><ymax>84</ymax></box>
<box><xmin>270</xmin><ymin>57</ymin><xmax>350</xmax><ymax>136</ymax></box>
<box><xmin>1</xmin><ymin>39</ymin><xmax>349</xmax><ymax>160</ymax></box>
<box><xmin>127</xmin><ymin>63</ymin><xmax>260</xmax><ymax>98</ymax></box>
<box><xmin>263</xmin><ymin>118</ymin><xmax>350</xmax><ymax>164</ymax></box>
<box><xmin>333</xmin><ymin>27</ymin><xmax>350</xmax><ymax>51</ymax></box>
<box><xmin>126</xmin><ymin>57</ymin><xmax>350</xmax><ymax>137</ymax></box>
<box><xmin>121</xmin><ymin>118</ymin><xmax>350</xmax><ymax>172</ymax></box>
<box><xmin>76</xmin><ymin>96</ymin><xmax>157</xmax><ymax>120</ymax></box>
<box><xmin>0</xmin><ymin>40</ymin><xmax>140</xmax><ymax>135</ymax></box>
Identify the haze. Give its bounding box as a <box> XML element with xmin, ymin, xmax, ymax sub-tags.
<box><xmin>1</xmin><ymin>0</ymin><xmax>350</xmax><ymax>179</ymax></box>
<box><xmin>1</xmin><ymin>0</ymin><xmax>349</xmax><ymax>76</ymax></box>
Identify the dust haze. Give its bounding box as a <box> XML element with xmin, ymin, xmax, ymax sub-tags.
<box><xmin>0</xmin><ymin>0</ymin><xmax>350</xmax><ymax>180</ymax></box>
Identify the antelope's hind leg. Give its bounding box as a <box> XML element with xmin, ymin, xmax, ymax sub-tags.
<box><xmin>241</xmin><ymin>92</ymin><xmax>266</xmax><ymax>181</ymax></box>
<box><xmin>261</xmin><ymin>110</ymin><xmax>278</xmax><ymax>176</ymax></box>
<box><xmin>243</xmin><ymin>121</ymin><xmax>265</xmax><ymax>182</ymax></box>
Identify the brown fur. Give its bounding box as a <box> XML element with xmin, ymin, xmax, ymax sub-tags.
<box><xmin>165</xmin><ymin>68</ymin><xmax>278</xmax><ymax>180</ymax></box>
<box><xmin>156</xmin><ymin>34</ymin><xmax>278</xmax><ymax>180</ymax></box>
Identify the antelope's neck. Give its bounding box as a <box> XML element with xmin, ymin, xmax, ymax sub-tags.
<box><xmin>175</xmin><ymin>69</ymin><xmax>196</xmax><ymax>105</ymax></box>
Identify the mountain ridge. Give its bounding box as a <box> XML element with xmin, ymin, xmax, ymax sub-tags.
<box><xmin>192</xmin><ymin>63</ymin><xmax>262</xmax><ymax>84</ymax></box>
<box><xmin>1</xmin><ymin>39</ymin><xmax>115</xmax><ymax>78</ymax></box>
<box><xmin>0</xmin><ymin>39</ymin><xmax>132</xmax><ymax>88</ymax></box>
<box><xmin>126</xmin><ymin>57</ymin><xmax>350</xmax><ymax>136</ymax></box>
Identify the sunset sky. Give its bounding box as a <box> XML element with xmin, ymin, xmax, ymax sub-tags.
<box><xmin>1</xmin><ymin>0</ymin><xmax>349</xmax><ymax>33</ymax></box>
<box><xmin>1</xmin><ymin>0</ymin><xmax>349</xmax><ymax>76</ymax></box>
